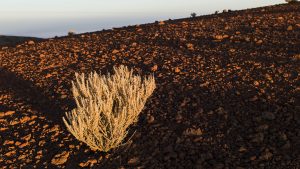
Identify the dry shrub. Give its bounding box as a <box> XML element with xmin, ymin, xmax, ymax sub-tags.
<box><xmin>63</xmin><ymin>65</ymin><xmax>156</xmax><ymax>152</ymax></box>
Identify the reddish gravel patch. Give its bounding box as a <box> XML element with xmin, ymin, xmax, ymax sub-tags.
<box><xmin>0</xmin><ymin>2</ymin><xmax>299</xmax><ymax>169</ymax></box>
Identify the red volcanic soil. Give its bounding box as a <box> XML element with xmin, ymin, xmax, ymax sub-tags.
<box><xmin>0</xmin><ymin>2</ymin><xmax>299</xmax><ymax>169</ymax></box>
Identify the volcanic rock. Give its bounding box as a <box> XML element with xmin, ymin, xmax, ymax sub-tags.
<box><xmin>51</xmin><ymin>151</ymin><xmax>70</xmax><ymax>165</ymax></box>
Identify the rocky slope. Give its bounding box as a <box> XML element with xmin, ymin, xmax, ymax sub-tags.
<box><xmin>0</xmin><ymin>2</ymin><xmax>299</xmax><ymax>169</ymax></box>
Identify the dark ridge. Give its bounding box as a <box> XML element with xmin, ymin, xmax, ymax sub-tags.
<box><xmin>0</xmin><ymin>35</ymin><xmax>44</xmax><ymax>47</ymax></box>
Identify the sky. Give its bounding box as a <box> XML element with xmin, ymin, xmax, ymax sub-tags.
<box><xmin>0</xmin><ymin>0</ymin><xmax>284</xmax><ymax>38</ymax></box>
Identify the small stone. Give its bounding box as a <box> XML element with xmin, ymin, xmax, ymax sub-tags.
<box><xmin>45</xmin><ymin>74</ymin><xmax>52</xmax><ymax>78</ymax></box>
<box><xmin>254</xmin><ymin>81</ymin><xmax>260</xmax><ymax>86</ymax></box>
<box><xmin>28</xmin><ymin>41</ymin><xmax>35</xmax><ymax>45</ymax></box>
<box><xmin>256</xmin><ymin>40</ymin><xmax>263</xmax><ymax>44</ymax></box>
<box><xmin>79</xmin><ymin>162</ymin><xmax>88</xmax><ymax>167</ymax></box>
<box><xmin>0</xmin><ymin>112</ymin><xmax>5</xmax><ymax>118</ymax></box>
<box><xmin>19</xmin><ymin>142</ymin><xmax>29</xmax><ymax>148</ymax></box>
<box><xmin>69</xmin><ymin>145</ymin><xmax>75</xmax><ymax>149</ymax></box>
<box><xmin>183</xmin><ymin>128</ymin><xmax>202</xmax><ymax>136</ymax></box>
<box><xmin>131</xmin><ymin>42</ymin><xmax>137</xmax><ymax>47</ymax></box>
<box><xmin>39</xmin><ymin>140</ymin><xmax>46</xmax><ymax>146</ymax></box>
<box><xmin>262</xmin><ymin>112</ymin><xmax>275</xmax><ymax>120</ymax></box>
<box><xmin>216</xmin><ymin>107</ymin><xmax>226</xmax><ymax>115</ymax></box>
<box><xmin>229</xmin><ymin>48</ymin><xmax>236</xmax><ymax>52</ymax></box>
<box><xmin>18</xmin><ymin>154</ymin><xmax>27</xmax><ymax>160</ymax></box>
<box><xmin>36</xmin><ymin>154</ymin><xmax>43</xmax><ymax>160</ymax></box>
<box><xmin>175</xmin><ymin>113</ymin><xmax>183</xmax><ymax>122</ymax></box>
<box><xmin>279</xmin><ymin>132</ymin><xmax>287</xmax><ymax>141</ymax></box>
<box><xmin>147</xmin><ymin>115</ymin><xmax>155</xmax><ymax>124</ymax></box>
<box><xmin>112</xmin><ymin>49</ymin><xmax>119</xmax><ymax>54</ymax></box>
<box><xmin>277</xmin><ymin>17</ymin><xmax>284</xmax><ymax>20</ymax></box>
<box><xmin>175</xmin><ymin>67</ymin><xmax>180</xmax><ymax>73</ymax></box>
<box><xmin>15</xmin><ymin>141</ymin><xmax>21</xmax><ymax>146</ymax></box>
<box><xmin>3</xmin><ymin>140</ymin><xmax>14</xmax><ymax>145</ymax></box>
<box><xmin>10</xmin><ymin>120</ymin><xmax>19</xmax><ymax>125</ymax></box>
<box><xmin>5</xmin><ymin>111</ymin><xmax>15</xmax><ymax>116</ymax></box>
<box><xmin>287</xmin><ymin>26</ymin><xmax>293</xmax><ymax>31</ymax></box>
<box><xmin>5</xmin><ymin>151</ymin><xmax>16</xmax><ymax>157</ymax></box>
<box><xmin>239</xmin><ymin>146</ymin><xmax>247</xmax><ymax>152</ymax></box>
<box><xmin>181</xmin><ymin>21</ymin><xmax>188</xmax><ymax>25</ymax></box>
<box><xmin>22</xmin><ymin>134</ymin><xmax>32</xmax><ymax>141</ymax></box>
<box><xmin>51</xmin><ymin>151</ymin><xmax>70</xmax><ymax>165</ymax></box>
<box><xmin>79</xmin><ymin>159</ymin><xmax>98</xmax><ymax>167</ymax></box>
<box><xmin>186</xmin><ymin>43</ymin><xmax>194</xmax><ymax>50</ymax></box>
<box><xmin>200</xmin><ymin>81</ymin><xmax>209</xmax><ymax>87</ymax></box>
<box><xmin>151</xmin><ymin>65</ymin><xmax>158</xmax><ymax>72</ymax></box>
<box><xmin>20</xmin><ymin>116</ymin><xmax>31</xmax><ymax>123</ymax></box>
<box><xmin>215</xmin><ymin>35</ymin><xmax>224</xmax><ymax>40</ymax></box>
<box><xmin>128</xmin><ymin>157</ymin><xmax>139</xmax><ymax>165</ymax></box>
<box><xmin>0</xmin><ymin>127</ymin><xmax>8</xmax><ymax>131</ymax></box>
<box><xmin>222</xmin><ymin>34</ymin><xmax>229</xmax><ymax>39</ymax></box>
<box><xmin>250</xmin><ymin>156</ymin><xmax>256</xmax><ymax>161</ymax></box>
<box><xmin>61</xmin><ymin>95</ymin><xmax>67</xmax><ymax>99</ymax></box>
<box><xmin>250</xmin><ymin>95</ymin><xmax>258</xmax><ymax>101</ymax></box>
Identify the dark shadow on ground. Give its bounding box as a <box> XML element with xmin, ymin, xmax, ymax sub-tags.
<box><xmin>0</xmin><ymin>67</ymin><xmax>64</xmax><ymax>124</ymax></box>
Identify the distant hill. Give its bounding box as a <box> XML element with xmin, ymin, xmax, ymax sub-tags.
<box><xmin>0</xmin><ymin>35</ymin><xmax>43</xmax><ymax>47</ymax></box>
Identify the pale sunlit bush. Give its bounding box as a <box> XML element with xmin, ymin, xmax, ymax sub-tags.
<box><xmin>63</xmin><ymin>65</ymin><xmax>156</xmax><ymax>152</ymax></box>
